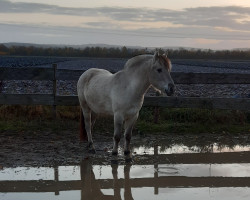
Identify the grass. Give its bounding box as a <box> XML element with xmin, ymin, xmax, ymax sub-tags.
<box><xmin>137</xmin><ymin>107</ymin><xmax>250</xmax><ymax>134</ymax></box>
<box><xmin>0</xmin><ymin>105</ymin><xmax>249</xmax><ymax>134</ymax></box>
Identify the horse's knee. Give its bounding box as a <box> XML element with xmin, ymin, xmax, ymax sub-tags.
<box><xmin>125</xmin><ymin>133</ymin><xmax>131</xmax><ymax>141</ymax></box>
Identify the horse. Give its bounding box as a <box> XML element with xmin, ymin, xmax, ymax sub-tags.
<box><xmin>77</xmin><ymin>51</ymin><xmax>175</xmax><ymax>157</ymax></box>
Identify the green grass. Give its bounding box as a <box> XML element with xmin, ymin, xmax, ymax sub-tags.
<box><xmin>136</xmin><ymin>121</ymin><xmax>250</xmax><ymax>134</ymax></box>
<box><xmin>137</xmin><ymin>107</ymin><xmax>250</xmax><ymax>134</ymax></box>
<box><xmin>0</xmin><ymin>105</ymin><xmax>249</xmax><ymax>134</ymax></box>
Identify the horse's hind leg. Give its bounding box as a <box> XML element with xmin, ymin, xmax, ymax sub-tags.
<box><xmin>81</xmin><ymin>106</ymin><xmax>96</xmax><ymax>153</ymax></box>
<box><xmin>112</xmin><ymin>114</ymin><xmax>123</xmax><ymax>155</ymax></box>
<box><xmin>91</xmin><ymin>112</ymin><xmax>97</xmax><ymax>132</ymax></box>
<box><xmin>124</xmin><ymin>114</ymin><xmax>138</xmax><ymax>156</ymax></box>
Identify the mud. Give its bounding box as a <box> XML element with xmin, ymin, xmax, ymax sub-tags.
<box><xmin>1</xmin><ymin>130</ymin><xmax>250</xmax><ymax>167</ymax></box>
<box><xmin>1</xmin><ymin>131</ymin><xmax>250</xmax><ymax>200</ymax></box>
<box><xmin>0</xmin><ymin>130</ymin><xmax>249</xmax><ymax>167</ymax></box>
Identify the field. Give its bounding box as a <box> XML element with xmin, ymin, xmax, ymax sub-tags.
<box><xmin>0</xmin><ymin>56</ymin><xmax>73</xmax><ymax>68</ymax></box>
<box><xmin>1</xmin><ymin>55</ymin><xmax>250</xmax><ymax>73</ymax></box>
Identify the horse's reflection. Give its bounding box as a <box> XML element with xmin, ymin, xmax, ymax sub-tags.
<box><xmin>112</xmin><ymin>164</ymin><xmax>134</xmax><ymax>200</ymax></box>
<box><xmin>81</xmin><ymin>160</ymin><xmax>134</xmax><ymax>200</ymax></box>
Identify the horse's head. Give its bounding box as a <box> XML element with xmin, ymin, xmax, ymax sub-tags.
<box><xmin>149</xmin><ymin>51</ymin><xmax>175</xmax><ymax>96</ymax></box>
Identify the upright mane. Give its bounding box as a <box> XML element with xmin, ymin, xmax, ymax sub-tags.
<box><xmin>123</xmin><ymin>54</ymin><xmax>172</xmax><ymax>71</ymax></box>
<box><xmin>124</xmin><ymin>55</ymin><xmax>153</xmax><ymax>70</ymax></box>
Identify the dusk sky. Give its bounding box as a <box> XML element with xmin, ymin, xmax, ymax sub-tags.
<box><xmin>1</xmin><ymin>0</ymin><xmax>250</xmax><ymax>49</ymax></box>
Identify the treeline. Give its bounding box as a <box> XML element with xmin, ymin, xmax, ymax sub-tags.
<box><xmin>0</xmin><ymin>44</ymin><xmax>250</xmax><ymax>59</ymax></box>
<box><xmin>0</xmin><ymin>45</ymin><xmax>141</xmax><ymax>58</ymax></box>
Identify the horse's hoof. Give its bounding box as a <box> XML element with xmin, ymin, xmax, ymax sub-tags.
<box><xmin>124</xmin><ymin>150</ymin><xmax>131</xmax><ymax>156</ymax></box>
<box><xmin>88</xmin><ymin>149</ymin><xmax>96</xmax><ymax>154</ymax></box>
<box><xmin>112</xmin><ymin>151</ymin><xmax>118</xmax><ymax>156</ymax></box>
<box><xmin>125</xmin><ymin>157</ymin><xmax>132</xmax><ymax>163</ymax></box>
<box><xmin>111</xmin><ymin>159</ymin><xmax>119</xmax><ymax>165</ymax></box>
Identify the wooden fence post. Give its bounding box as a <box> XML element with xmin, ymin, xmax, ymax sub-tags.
<box><xmin>53</xmin><ymin>64</ymin><xmax>57</xmax><ymax>119</ymax></box>
<box><xmin>154</xmin><ymin>145</ymin><xmax>159</xmax><ymax>194</ymax></box>
<box><xmin>54</xmin><ymin>166</ymin><xmax>59</xmax><ymax>195</ymax></box>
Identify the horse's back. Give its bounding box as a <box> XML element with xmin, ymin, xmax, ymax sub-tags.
<box><xmin>78</xmin><ymin>68</ymin><xmax>111</xmax><ymax>88</ymax></box>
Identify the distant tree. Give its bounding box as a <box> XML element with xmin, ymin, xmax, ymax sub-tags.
<box><xmin>1</xmin><ymin>44</ymin><xmax>250</xmax><ymax>59</ymax></box>
<box><xmin>0</xmin><ymin>44</ymin><xmax>8</xmax><ymax>55</ymax></box>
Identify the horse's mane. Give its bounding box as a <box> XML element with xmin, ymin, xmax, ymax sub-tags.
<box><xmin>124</xmin><ymin>55</ymin><xmax>153</xmax><ymax>70</ymax></box>
<box><xmin>124</xmin><ymin>54</ymin><xmax>171</xmax><ymax>71</ymax></box>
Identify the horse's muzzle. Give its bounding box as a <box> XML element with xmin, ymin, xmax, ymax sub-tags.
<box><xmin>165</xmin><ymin>83</ymin><xmax>175</xmax><ymax>96</ymax></box>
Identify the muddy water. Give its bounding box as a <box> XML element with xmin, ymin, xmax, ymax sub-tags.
<box><xmin>1</xmin><ymin>144</ymin><xmax>250</xmax><ymax>200</ymax></box>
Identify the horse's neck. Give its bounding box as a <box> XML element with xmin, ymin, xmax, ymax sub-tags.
<box><xmin>124</xmin><ymin>59</ymin><xmax>152</xmax><ymax>98</ymax></box>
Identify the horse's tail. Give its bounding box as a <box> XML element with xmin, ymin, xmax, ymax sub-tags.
<box><xmin>79</xmin><ymin>107</ymin><xmax>87</xmax><ymax>141</ymax></box>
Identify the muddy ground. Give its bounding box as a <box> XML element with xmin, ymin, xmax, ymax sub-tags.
<box><xmin>1</xmin><ymin>130</ymin><xmax>250</xmax><ymax>167</ymax></box>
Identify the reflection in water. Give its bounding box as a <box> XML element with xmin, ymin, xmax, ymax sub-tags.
<box><xmin>1</xmin><ymin>160</ymin><xmax>250</xmax><ymax>199</ymax></box>
<box><xmin>1</xmin><ymin>143</ymin><xmax>250</xmax><ymax>200</ymax></box>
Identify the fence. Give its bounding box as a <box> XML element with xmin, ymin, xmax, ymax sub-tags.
<box><xmin>0</xmin><ymin>64</ymin><xmax>250</xmax><ymax>111</ymax></box>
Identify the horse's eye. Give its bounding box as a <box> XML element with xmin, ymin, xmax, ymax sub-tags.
<box><xmin>157</xmin><ymin>68</ymin><xmax>162</xmax><ymax>73</ymax></box>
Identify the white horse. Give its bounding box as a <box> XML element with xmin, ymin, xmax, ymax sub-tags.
<box><xmin>77</xmin><ymin>52</ymin><xmax>175</xmax><ymax>157</ymax></box>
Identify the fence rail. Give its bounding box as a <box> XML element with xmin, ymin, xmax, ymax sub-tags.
<box><xmin>0</xmin><ymin>65</ymin><xmax>250</xmax><ymax>110</ymax></box>
<box><xmin>1</xmin><ymin>94</ymin><xmax>250</xmax><ymax>111</ymax></box>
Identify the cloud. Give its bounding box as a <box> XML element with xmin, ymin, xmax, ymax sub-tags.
<box><xmin>85</xmin><ymin>21</ymin><xmax>120</xmax><ymax>29</ymax></box>
<box><xmin>1</xmin><ymin>21</ymin><xmax>249</xmax><ymax>41</ymax></box>
<box><xmin>1</xmin><ymin>22</ymin><xmax>250</xmax><ymax>49</ymax></box>
<box><xmin>1</xmin><ymin>0</ymin><xmax>250</xmax><ymax>47</ymax></box>
<box><xmin>1</xmin><ymin>0</ymin><xmax>250</xmax><ymax>32</ymax></box>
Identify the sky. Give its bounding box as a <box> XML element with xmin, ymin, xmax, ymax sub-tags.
<box><xmin>1</xmin><ymin>0</ymin><xmax>250</xmax><ymax>49</ymax></box>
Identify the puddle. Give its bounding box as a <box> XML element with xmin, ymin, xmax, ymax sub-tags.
<box><xmin>132</xmin><ymin>144</ymin><xmax>250</xmax><ymax>155</ymax></box>
<box><xmin>1</xmin><ymin>143</ymin><xmax>250</xmax><ymax>200</ymax></box>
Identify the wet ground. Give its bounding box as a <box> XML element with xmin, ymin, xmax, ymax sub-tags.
<box><xmin>1</xmin><ymin>131</ymin><xmax>250</xmax><ymax>199</ymax></box>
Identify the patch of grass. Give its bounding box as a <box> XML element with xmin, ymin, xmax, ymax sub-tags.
<box><xmin>0</xmin><ymin>105</ymin><xmax>249</xmax><ymax>134</ymax></box>
<box><xmin>136</xmin><ymin>121</ymin><xmax>250</xmax><ymax>134</ymax></box>
<box><xmin>0</xmin><ymin>119</ymin><xmax>78</xmax><ymax>132</ymax></box>
<box><xmin>0</xmin><ymin>105</ymin><xmax>79</xmax><ymax>132</ymax></box>
<box><xmin>137</xmin><ymin>107</ymin><xmax>250</xmax><ymax>134</ymax></box>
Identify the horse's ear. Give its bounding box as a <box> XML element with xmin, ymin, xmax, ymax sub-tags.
<box><xmin>153</xmin><ymin>51</ymin><xmax>159</xmax><ymax>62</ymax></box>
<box><xmin>163</xmin><ymin>51</ymin><xmax>168</xmax><ymax>57</ymax></box>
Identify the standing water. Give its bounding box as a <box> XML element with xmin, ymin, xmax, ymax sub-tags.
<box><xmin>1</xmin><ymin>141</ymin><xmax>250</xmax><ymax>200</ymax></box>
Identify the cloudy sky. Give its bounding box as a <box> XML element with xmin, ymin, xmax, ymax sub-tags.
<box><xmin>1</xmin><ymin>0</ymin><xmax>250</xmax><ymax>49</ymax></box>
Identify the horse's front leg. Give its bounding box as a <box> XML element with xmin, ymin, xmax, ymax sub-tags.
<box><xmin>124</xmin><ymin>114</ymin><xmax>138</xmax><ymax>156</ymax></box>
<box><xmin>112</xmin><ymin>114</ymin><xmax>123</xmax><ymax>155</ymax></box>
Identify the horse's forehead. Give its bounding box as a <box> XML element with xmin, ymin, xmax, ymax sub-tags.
<box><xmin>159</xmin><ymin>56</ymin><xmax>171</xmax><ymax>70</ymax></box>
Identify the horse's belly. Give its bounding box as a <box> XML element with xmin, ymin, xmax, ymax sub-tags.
<box><xmin>85</xmin><ymin>92</ymin><xmax>113</xmax><ymax>115</ymax></box>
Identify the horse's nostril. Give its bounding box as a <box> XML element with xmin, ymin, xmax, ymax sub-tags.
<box><xmin>168</xmin><ymin>83</ymin><xmax>174</xmax><ymax>87</ymax></box>
<box><xmin>168</xmin><ymin>83</ymin><xmax>175</xmax><ymax>93</ymax></box>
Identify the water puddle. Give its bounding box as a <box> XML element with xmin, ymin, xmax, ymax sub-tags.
<box><xmin>133</xmin><ymin>144</ymin><xmax>250</xmax><ymax>155</ymax></box>
<box><xmin>1</xmin><ymin>144</ymin><xmax>250</xmax><ymax>200</ymax></box>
